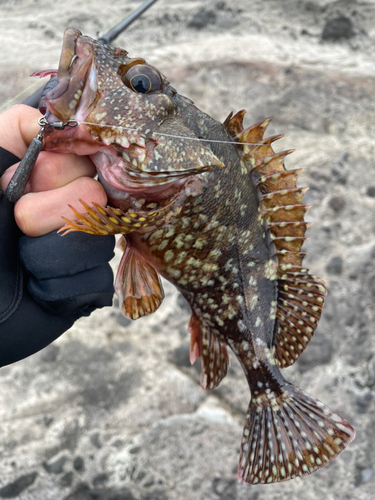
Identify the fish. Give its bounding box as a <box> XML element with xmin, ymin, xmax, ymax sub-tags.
<box><xmin>39</xmin><ymin>28</ymin><xmax>355</xmax><ymax>484</ymax></box>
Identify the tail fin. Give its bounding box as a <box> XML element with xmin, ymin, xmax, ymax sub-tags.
<box><xmin>238</xmin><ymin>384</ymin><xmax>355</xmax><ymax>484</ymax></box>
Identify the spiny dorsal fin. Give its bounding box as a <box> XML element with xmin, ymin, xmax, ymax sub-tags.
<box><xmin>223</xmin><ymin>109</ymin><xmax>246</xmax><ymax>137</ymax></box>
<box><xmin>235</xmin><ymin>116</ymin><xmax>274</xmax><ymax>144</ymax></box>
<box><xmin>224</xmin><ymin>110</ymin><xmax>327</xmax><ymax>368</ymax></box>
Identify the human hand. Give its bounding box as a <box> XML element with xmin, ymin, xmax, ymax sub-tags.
<box><xmin>0</xmin><ymin>104</ymin><xmax>107</xmax><ymax>237</ymax></box>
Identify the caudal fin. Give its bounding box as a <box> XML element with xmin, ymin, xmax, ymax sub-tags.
<box><xmin>238</xmin><ymin>384</ymin><xmax>355</xmax><ymax>484</ymax></box>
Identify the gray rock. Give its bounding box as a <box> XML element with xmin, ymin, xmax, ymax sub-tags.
<box><xmin>325</xmin><ymin>256</ymin><xmax>343</xmax><ymax>275</ymax></box>
<box><xmin>43</xmin><ymin>456</ymin><xmax>68</xmax><ymax>474</ymax></box>
<box><xmin>212</xmin><ymin>477</ymin><xmax>237</xmax><ymax>499</ymax></box>
<box><xmin>60</xmin><ymin>472</ymin><xmax>73</xmax><ymax>487</ymax></box>
<box><xmin>188</xmin><ymin>9</ymin><xmax>216</xmax><ymax>29</ymax></box>
<box><xmin>0</xmin><ymin>473</ymin><xmax>37</xmax><ymax>498</ymax></box>
<box><xmin>329</xmin><ymin>196</ymin><xmax>346</xmax><ymax>212</ymax></box>
<box><xmin>168</xmin><ymin>343</ymin><xmax>191</xmax><ymax>368</ymax></box>
<box><xmin>128</xmin><ymin>446</ymin><xmax>141</xmax><ymax>454</ymax></box>
<box><xmin>92</xmin><ymin>473</ymin><xmax>109</xmax><ymax>487</ymax></box>
<box><xmin>73</xmin><ymin>456</ymin><xmax>84</xmax><ymax>472</ymax></box>
<box><xmin>297</xmin><ymin>332</ymin><xmax>333</xmax><ymax>372</ymax></box>
<box><xmin>40</xmin><ymin>344</ymin><xmax>60</xmax><ymax>362</ymax></box>
<box><xmin>367</xmin><ymin>186</ymin><xmax>375</xmax><ymax>198</ymax></box>
<box><xmin>90</xmin><ymin>433</ymin><xmax>102</xmax><ymax>449</ymax></box>
<box><xmin>64</xmin><ymin>483</ymin><xmax>136</xmax><ymax>500</ymax></box>
<box><xmin>355</xmin><ymin>466</ymin><xmax>374</xmax><ymax>486</ymax></box>
<box><xmin>322</xmin><ymin>16</ymin><xmax>355</xmax><ymax>41</ymax></box>
<box><xmin>355</xmin><ymin>392</ymin><xmax>373</xmax><ymax>414</ymax></box>
<box><xmin>142</xmin><ymin>490</ymin><xmax>169</xmax><ymax>500</ymax></box>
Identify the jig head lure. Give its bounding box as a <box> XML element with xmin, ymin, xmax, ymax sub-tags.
<box><xmin>4</xmin><ymin>116</ymin><xmax>78</xmax><ymax>203</ymax></box>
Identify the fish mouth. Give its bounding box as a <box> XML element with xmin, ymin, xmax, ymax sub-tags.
<box><xmin>42</xmin><ymin>29</ymin><xmax>149</xmax><ymax>154</ymax></box>
<box><xmin>44</xmin><ymin>28</ymin><xmax>98</xmax><ymax>123</ymax></box>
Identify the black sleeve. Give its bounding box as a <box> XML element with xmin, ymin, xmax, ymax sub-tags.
<box><xmin>0</xmin><ymin>147</ymin><xmax>115</xmax><ymax>367</ymax></box>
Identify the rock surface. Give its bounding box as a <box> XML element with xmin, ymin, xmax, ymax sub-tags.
<box><xmin>0</xmin><ymin>0</ymin><xmax>375</xmax><ymax>499</ymax></box>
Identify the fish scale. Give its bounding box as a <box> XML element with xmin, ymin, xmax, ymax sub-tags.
<box><xmin>41</xmin><ymin>28</ymin><xmax>355</xmax><ymax>485</ymax></box>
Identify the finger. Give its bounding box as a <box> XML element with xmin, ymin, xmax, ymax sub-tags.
<box><xmin>14</xmin><ymin>177</ymin><xmax>108</xmax><ymax>237</ymax></box>
<box><xmin>0</xmin><ymin>105</ymin><xmax>42</xmax><ymax>158</ymax></box>
<box><xmin>0</xmin><ymin>151</ymin><xmax>97</xmax><ymax>193</ymax></box>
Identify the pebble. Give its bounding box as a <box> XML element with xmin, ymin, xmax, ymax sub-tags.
<box><xmin>322</xmin><ymin>16</ymin><xmax>355</xmax><ymax>41</ymax></box>
<box><xmin>329</xmin><ymin>196</ymin><xmax>346</xmax><ymax>212</ymax></box>
<box><xmin>0</xmin><ymin>473</ymin><xmax>37</xmax><ymax>498</ymax></box>
<box><xmin>43</xmin><ymin>456</ymin><xmax>68</xmax><ymax>474</ymax></box>
<box><xmin>325</xmin><ymin>255</ymin><xmax>343</xmax><ymax>275</ymax></box>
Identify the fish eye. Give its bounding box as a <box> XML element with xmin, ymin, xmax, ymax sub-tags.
<box><xmin>121</xmin><ymin>64</ymin><xmax>163</xmax><ymax>94</ymax></box>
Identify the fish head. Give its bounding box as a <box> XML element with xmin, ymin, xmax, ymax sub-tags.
<box><xmin>41</xmin><ymin>28</ymin><xmax>224</xmax><ymax>199</ymax></box>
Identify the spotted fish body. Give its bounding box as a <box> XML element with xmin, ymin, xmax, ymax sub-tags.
<box><xmin>41</xmin><ymin>29</ymin><xmax>355</xmax><ymax>485</ymax></box>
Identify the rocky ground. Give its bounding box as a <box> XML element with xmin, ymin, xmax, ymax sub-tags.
<box><xmin>1</xmin><ymin>0</ymin><xmax>375</xmax><ymax>499</ymax></box>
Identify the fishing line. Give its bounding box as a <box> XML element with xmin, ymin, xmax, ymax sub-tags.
<box><xmin>79</xmin><ymin>120</ymin><xmax>268</xmax><ymax>147</ymax></box>
<box><xmin>0</xmin><ymin>79</ymin><xmax>44</xmax><ymax>112</ymax></box>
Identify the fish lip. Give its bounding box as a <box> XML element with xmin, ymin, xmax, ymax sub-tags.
<box><xmin>47</xmin><ymin>28</ymin><xmax>82</xmax><ymax>102</ymax></box>
<box><xmin>44</xmin><ymin>28</ymin><xmax>96</xmax><ymax>122</ymax></box>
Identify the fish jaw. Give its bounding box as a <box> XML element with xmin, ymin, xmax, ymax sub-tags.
<box><xmin>43</xmin><ymin>28</ymin><xmax>98</xmax><ymax>123</ymax></box>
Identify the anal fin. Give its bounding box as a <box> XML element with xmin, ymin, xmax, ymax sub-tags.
<box><xmin>188</xmin><ymin>314</ymin><xmax>229</xmax><ymax>390</ymax></box>
<box><xmin>115</xmin><ymin>238</ymin><xmax>164</xmax><ymax>320</ymax></box>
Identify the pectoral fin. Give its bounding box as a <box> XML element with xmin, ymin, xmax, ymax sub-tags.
<box><xmin>58</xmin><ymin>196</ymin><xmax>179</xmax><ymax>236</ymax></box>
<box><xmin>115</xmin><ymin>238</ymin><xmax>164</xmax><ymax>320</ymax></box>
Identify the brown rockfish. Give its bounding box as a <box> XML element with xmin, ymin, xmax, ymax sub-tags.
<box><xmin>39</xmin><ymin>29</ymin><xmax>355</xmax><ymax>484</ymax></box>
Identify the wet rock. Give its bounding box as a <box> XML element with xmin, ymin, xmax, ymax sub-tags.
<box><xmin>43</xmin><ymin>455</ymin><xmax>68</xmax><ymax>474</ymax></box>
<box><xmin>116</xmin><ymin>314</ymin><xmax>132</xmax><ymax>328</ymax></box>
<box><xmin>143</xmin><ymin>477</ymin><xmax>155</xmax><ymax>488</ymax></box>
<box><xmin>0</xmin><ymin>472</ymin><xmax>37</xmax><ymax>498</ymax></box>
<box><xmin>141</xmin><ymin>490</ymin><xmax>169</xmax><ymax>500</ymax></box>
<box><xmin>157</xmin><ymin>13</ymin><xmax>180</xmax><ymax>26</ymax></box>
<box><xmin>325</xmin><ymin>256</ymin><xmax>343</xmax><ymax>275</ymax></box>
<box><xmin>135</xmin><ymin>470</ymin><xmax>146</xmax><ymax>482</ymax></box>
<box><xmin>128</xmin><ymin>446</ymin><xmax>141</xmax><ymax>454</ymax></box>
<box><xmin>297</xmin><ymin>332</ymin><xmax>333</xmax><ymax>372</ymax></box>
<box><xmin>329</xmin><ymin>196</ymin><xmax>346</xmax><ymax>212</ymax></box>
<box><xmin>40</xmin><ymin>344</ymin><xmax>60</xmax><ymax>362</ymax></box>
<box><xmin>355</xmin><ymin>392</ymin><xmax>373</xmax><ymax>414</ymax></box>
<box><xmin>212</xmin><ymin>477</ymin><xmax>237</xmax><ymax>499</ymax></box>
<box><xmin>370</xmin><ymin>274</ymin><xmax>375</xmax><ymax>298</ymax></box>
<box><xmin>322</xmin><ymin>16</ymin><xmax>355</xmax><ymax>41</ymax></box>
<box><xmin>93</xmin><ymin>473</ymin><xmax>109</xmax><ymax>487</ymax></box>
<box><xmin>44</xmin><ymin>29</ymin><xmax>55</xmax><ymax>39</ymax></box>
<box><xmin>73</xmin><ymin>456</ymin><xmax>84</xmax><ymax>472</ymax></box>
<box><xmin>64</xmin><ymin>483</ymin><xmax>135</xmax><ymax>500</ymax></box>
<box><xmin>60</xmin><ymin>472</ymin><xmax>73</xmax><ymax>487</ymax></box>
<box><xmin>367</xmin><ymin>357</ymin><xmax>375</xmax><ymax>387</ymax></box>
<box><xmin>355</xmin><ymin>465</ymin><xmax>374</xmax><ymax>486</ymax></box>
<box><xmin>90</xmin><ymin>433</ymin><xmax>102</xmax><ymax>449</ymax></box>
<box><xmin>168</xmin><ymin>343</ymin><xmax>191</xmax><ymax>368</ymax></box>
<box><xmin>112</xmin><ymin>439</ymin><xmax>125</xmax><ymax>449</ymax></box>
<box><xmin>188</xmin><ymin>9</ymin><xmax>216</xmax><ymax>29</ymax></box>
<box><xmin>366</xmin><ymin>186</ymin><xmax>375</xmax><ymax>197</ymax></box>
